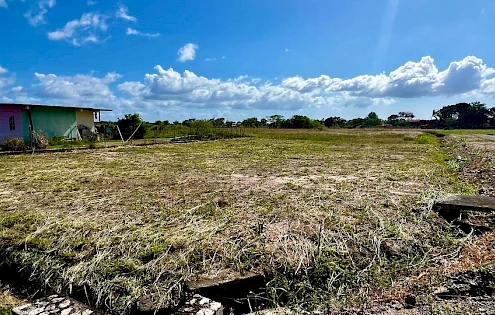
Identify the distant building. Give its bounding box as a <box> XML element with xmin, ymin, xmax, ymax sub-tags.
<box><xmin>0</xmin><ymin>103</ymin><xmax>111</xmax><ymax>143</ymax></box>
<box><xmin>408</xmin><ymin>119</ymin><xmax>438</xmax><ymax>129</ymax></box>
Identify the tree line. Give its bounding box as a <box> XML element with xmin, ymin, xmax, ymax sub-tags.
<box><xmin>102</xmin><ymin>102</ymin><xmax>495</xmax><ymax>140</ymax></box>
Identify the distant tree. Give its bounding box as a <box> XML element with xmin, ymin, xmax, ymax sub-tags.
<box><xmin>398</xmin><ymin>111</ymin><xmax>415</xmax><ymax>120</ymax></box>
<box><xmin>347</xmin><ymin>118</ymin><xmax>365</xmax><ymax>128</ymax></box>
<box><xmin>267</xmin><ymin>115</ymin><xmax>285</xmax><ymax>128</ymax></box>
<box><xmin>433</xmin><ymin>102</ymin><xmax>490</xmax><ymax>129</ymax></box>
<box><xmin>324</xmin><ymin>116</ymin><xmax>347</xmax><ymax>127</ymax></box>
<box><xmin>182</xmin><ymin>118</ymin><xmax>196</xmax><ymax>127</ymax></box>
<box><xmin>116</xmin><ymin>113</ymin><xmax>147</xmax><ymax>139</ymax></box>
<box><xmin>260</xmin><ymin>118</ymin><xmax>268</xmax><ymax>127</ymax></box>
<box><xmin>387</xmin><ymin>114</ymin><xmax>410</xmax><ymax>127</ymax></box>
<box><xmin>210</xmin><ymin>118</ymin><xmax>225</xmax><ymax>128</ymax></box>
<box><xmin>364</xmin><ymin>112</ymin><xmax>382</xmax><ymax>127</ymax></box>
<box><xmin>241</xmin><ymin>117</ymin><xmax>262</xmax><ymax>127</ymax></box>
<box><xmin>225</xmin><ymin>121</ymin><xmax>235</xmax><ymax>128</ymax></box>
<box><xmin>489</xmin><ymin>107</ymin><xmax>495</xmax><ymax>126</ymax></box>
<box><xmin>281</xmin><ymin>115</ymin><xmax>321</xmax><ymax>129</ymax></box>
<box><xmin>387</xmin><ymin>114</ymin><xmax>399</xmax><ymax>125</ymax></box>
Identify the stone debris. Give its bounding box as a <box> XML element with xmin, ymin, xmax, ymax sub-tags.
<box><xmin>175</xmin><ymin>294</ymin><xmax>223</xmax><ymax>315</ymax></box>
<box><xmin>246</xmin><ymin>308</ymin><xmax>293</xmax><ymax>314</ymax></box>
<box><xmin>12</xmin><ymin>295</ymin><xmax>100</xmax><ymax>315</ymax></box>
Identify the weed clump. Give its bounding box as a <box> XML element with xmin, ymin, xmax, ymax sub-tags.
<box><xmin>0</xmin><ymin>138</ymin><xmax>25</xmax><ymax>152</ymax></box>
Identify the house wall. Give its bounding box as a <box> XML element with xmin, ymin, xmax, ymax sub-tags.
<box><xmin>30</xmin><ymin>107</ymin><xmax>78</xmax><ymax>139</ymax></box>
<box><xmin>76</xmin><ymin>110</ymin><xmax>95</xmax><ymax>129</ymax></box>
<box><xmin>0</xmin><ymin>106</ymin><xmax>24</xmax><ymax>142</ymax></box>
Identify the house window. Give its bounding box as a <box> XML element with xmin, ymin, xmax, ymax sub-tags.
<box><xmin>9</xmin><ymin>116</ymin><xmax>15</xmax><ymax>131</ymax></box>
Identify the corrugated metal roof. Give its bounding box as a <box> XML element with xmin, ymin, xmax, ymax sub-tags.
<box><xmin>0</xmin><ymin>103</ymin><xmax>112</xmax><ymax>112</ymax></box>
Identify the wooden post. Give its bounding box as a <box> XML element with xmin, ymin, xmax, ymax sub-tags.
<box><xmin>116</xmin><ymin>125</ymin><xmax>125</xmax><ymax>144</ymax></box>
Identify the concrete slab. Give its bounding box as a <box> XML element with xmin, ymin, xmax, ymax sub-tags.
<box><xmin>435</xmin><ymin>195</ymin><xmax>495</xmax><ymax>221</ymax></box>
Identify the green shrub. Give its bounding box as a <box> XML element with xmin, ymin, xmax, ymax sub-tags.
<box><xmin>0</xmin><ymin>307</ymin><xmax>12</xmax><ymax>315</ymax></box>
<box><xmin>1</xmin><ymin>137</ymin><xmax>25</xmax><ymax>151</ymax></box>
<box><xmin>49</xmin><ymin>136</ymin><xmax>67</xmax><ymax>146</ymax></box>
<box><xmin>414</xmin><ymin>134</ymin><xmax>437</xmax><ymax>144</ymax></box>
<box><xmin>190</xmin><ymin>120</ymin><xmax>215</xmax><ymax>140</ymax></box>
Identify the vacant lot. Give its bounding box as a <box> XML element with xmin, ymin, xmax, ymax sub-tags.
<box><xmin>0</xmin><ymin>129</ymin><xmax>470</xmax><ymax>313</ymax></box>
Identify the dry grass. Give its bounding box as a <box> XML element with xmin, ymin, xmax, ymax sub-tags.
<box><xmin>0</xmin><ymin>283</ymin><xmax>23</xmax><ymax>314</ymax></box>
<box><xmin>0</xmin><ymin>129</ymin><xmax>466</xmax><ymax>313</ymax></box>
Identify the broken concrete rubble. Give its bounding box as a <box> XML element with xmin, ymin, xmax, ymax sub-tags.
<box><xmin>12</xmin><ymin>295</ymin><xmax>99</xmax><ymax>315</ymax></box>
<box><xmin>175</xmin><ymin>294</ymin><xmax>223</xmax><ymax>315</ymax></box>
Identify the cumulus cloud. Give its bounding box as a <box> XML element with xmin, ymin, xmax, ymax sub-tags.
<box><xmin>116</xmin><ymin>5</ymin><xmax>137</xmax><ymax>22</ymax></box>
<box><xmin>4</xmin><ymin>55</ymin><xmax>495</xmax><ymax>118</ymax></box>
<box><xmin>281</xmin><ymin>56</ymin><xmax>495</xmax><ymax>99</ymax></box>
<box><xmin>47</xmin><ymin>12</ymin><xmax>108</xmax><ymax>46</ymax></box>
<box><xmin>177</xmin><ymin>43</ymin><xmax>198</xmax><ymax>62</ymax></box>
<box><xmin>126</xmin><ymin>28</ymin><xmax>160</xmax><ymax>37</ymax></box>
<box><xmin>115</xmin><ymin>56</ymin><xmax>495</xmax><ymax>113</ymax></box>
<box><xmin>24</xmin><ymin>0</ymin><xmax>56</xmax><ymax>26</ymax></box>
<box><xmin>116</xmin><ymin>65</ymin><xmax>382</xmax><ymax>111</ymax></box>
<box><xmin>11</xmin><ymin>86</ymin><xmax>23</xmax><ymax>93</ymax></box>
<box><xmin>0</xmin><ymin>66</ymin><xmax>14</xmax><ymax>90</ymax></box>
<box><xmin>34</xmin><ymin>71</ymin><xmax>121</xmax><ymax>100</ymax></box>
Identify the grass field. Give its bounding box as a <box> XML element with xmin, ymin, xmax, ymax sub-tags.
<box><xmin>0</xmin><ymin>129</ymin><xmax>479</xmax><ymax>313</ymax></box>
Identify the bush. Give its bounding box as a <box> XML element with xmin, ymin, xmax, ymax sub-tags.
<box><xmin>1</xmin><ymin>137</ymin><xmax>25</xmax><ymax>151</ymax></box>
<box><xmin>414</xmin><ymin>134</ymin><xmax>437</xmax><ymax>144</ymax></box>
<box><xmin>116</xmin><ymin>114</ymin><xmax>147</xmax><ymax>140</ymax></box>
<box><xmin>49</xmin><ymin>136</ymin><xmax>67</xmax><ymax>146</ymax></box>
<box><xmin>190</xmin><ymin>120</ymin><xmax>215</xmax><ymax>140</ymax></box>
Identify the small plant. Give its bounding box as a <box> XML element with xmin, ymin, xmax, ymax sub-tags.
<box><xmin>1</xmin><ymin>137</ymin><xmax>25</xmax><ymax>151</ymax></box>
<box><xmin>415</xmin><ymin>134</ymin><xmax>437</xmax><ymax>144</ymax></box>
<box><xmin>49</xmin><ymin>136</ymin><xmax>67</xmax><ymax>146</ymax></box>
<box><xmin>0</xmin><ymin>307</ymin><xmax>12</xmax><ymax>315</ymax></box>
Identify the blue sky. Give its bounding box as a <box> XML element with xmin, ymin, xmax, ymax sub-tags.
<box><xmin>1</xmin><ymin>0</ymin><xmax>495</xmax><ymax>122</ymax></box>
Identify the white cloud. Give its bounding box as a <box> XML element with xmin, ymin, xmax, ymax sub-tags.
<box><xmin>3</xmin><ymin>55</ymin><xmax>495</xmax><ymax>119</ymax></box>
<box><xmin>116</xmin><ymin>65</ymin><xmax>384</xmax><ymax>111</ymax></box>
<box><xmin>205</xmin><ymin>57</ymin><xmax>216</xmax><ymax>62</ymax></box>
<box><xmin>177</xmin><ymin>43</ymin><xmax>198</xmax><ymax>62</ymax></box>
<box><xmin>47</xmin><ymin>12</ymin><xmax>108</xmax><ymax>46</ymax></box>
<box><xmin>1</xmin><ymin>96</ymin><xmax>13</xmax><ymax>103</ymax></box>
<box><xmin>0</xmin><ymin>66</ymin><xmax>14</xmax><ymax>90</ymax></box>
<box><xmin>87</xmin><ymin>0</ymin><xmax>97</xmax><ymax>5</ymax></box>
<box><xmin>34</xmin><ymin>71</ymin><xmax>121</xmax><ymax>100</ymax></box>
<box><xmin>116</xmin><ymin>5</ymin><xmax>137</xmax><ymax>22</ymax></box>
<box><xmin>281</xmin><ymin>56</ymin><xmax>495</xmax><ymax>99</ymax></box>
<box><xmin>115</xmin><ymin>56</ymin><xmax>495</xmax><ymax>113</ymax></box>
<box><xmin>0</xmin><ymin>0</ymin><xmax>7</xmax><ymax>8</ymax></box>
<box><xmin>11</xmin><ymin>86</ymin><xmax>23</xmax><ymax>93</ymax></box>
<box><xmin>126</xmin><ymin>28</ymin><xmax>160</xmax><ymax>37</ymax></box>
<box><xmin>24</xmin><ymin>0</ymin><xmax>56</xmax><ymax>26</ymax></box>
